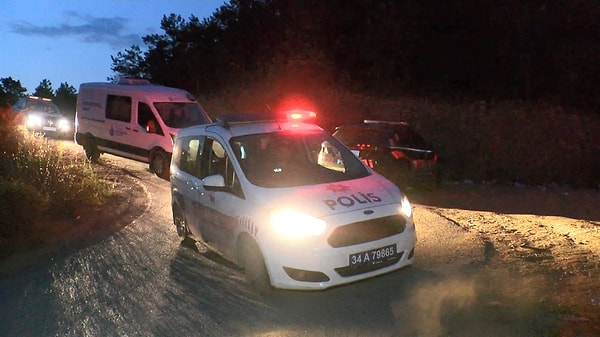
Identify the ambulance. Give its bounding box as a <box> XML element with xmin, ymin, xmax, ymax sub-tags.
<box><xmin>75</xmin><ymin>79</ymin><xmax>211</xmax><ymax>178</ymax></box>
<box><xmin>170</xmin><ymin>111</ymin><xmax>416</xmax><ymax>292</ymax></box>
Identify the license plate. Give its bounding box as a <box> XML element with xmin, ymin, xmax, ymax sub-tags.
<box><xmin>43</xmin><ymin>126</ymin><xmax>57</xmax><ymax>131</ymax></box>
<box><xmin>349</xmin><ymin>244</ymin><xmax>397</xmax><ymax>267</ymax></box>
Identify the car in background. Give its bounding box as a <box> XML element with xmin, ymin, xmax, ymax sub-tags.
<box><xmin>13</xmin><ymin>96</ymin><xmax>72</xmax><ymax>139</ymax></box>
<box><xmin>333</xmin><ymin>120</ymin><xmax>440</xmax><ymax>189</ymax></box>
<box><xmin>170</xmin><ymin>111</ymin><xmax>416</xmax><ymax>292</ymax></box>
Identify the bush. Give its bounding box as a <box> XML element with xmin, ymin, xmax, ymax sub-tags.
<box><xmin>0</xmin><ymin>106</ymin><xmax>113</xmax><ymax>258</ymax></box>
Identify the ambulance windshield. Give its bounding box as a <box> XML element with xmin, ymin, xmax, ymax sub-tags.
<box><xmin>155</xmin><ymin>102</ymin><xmax>211</xmax><ymax>128</ymax></box>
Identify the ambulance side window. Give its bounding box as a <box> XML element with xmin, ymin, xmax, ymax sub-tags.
<box><xmin>106</xmin><ymin>95</ymin><xmax>131</xmax><ymax>122</ymax></box>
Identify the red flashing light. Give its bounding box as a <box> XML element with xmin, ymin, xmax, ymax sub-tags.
<box><xmin>285</xmin><ymin>109</ymin><xmax>317</xmax><ymax>122</ymax></box>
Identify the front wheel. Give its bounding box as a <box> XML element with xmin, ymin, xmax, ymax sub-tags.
<box><xmin>388</xmin><ymin>161</ymin><xmax>411</xmax><ymax>189</ymax></box>
<box><xmin>83</xmin><ymin>137</ymin><xmax>100</xmax><ymax>162</ymax></box>
<box><xmin>150</xmin><ymin>149</ymin><xmax>169</xmax><ymax>180</ymax></box>
<box><xmin>172</xmin><ymin>204</ymin><xmax>189</xmax><ymax>238</ymax></box>
<box><xmin>239</xmin><ymin>237</ymin><xmax>271</xmax><ymax>294</ymax></box>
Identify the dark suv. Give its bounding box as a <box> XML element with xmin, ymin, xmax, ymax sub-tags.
<box><xmin>333</xmin><ymin>120</ymin><xmax>440</xmax><ymax>188</ymax></box>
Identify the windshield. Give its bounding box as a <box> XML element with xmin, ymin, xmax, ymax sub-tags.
<box><xmin>230</xmin><ymin>131</ymin><xmax>370</xmax><ymax>188</ymax></box>
<box><xmin>154</xmin><ymin>102</ymin><xmax>211</xmax><ymax>128</ymax></box>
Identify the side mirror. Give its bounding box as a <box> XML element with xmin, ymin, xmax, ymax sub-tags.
<box><xmin>203</xmin><ymin>174</ymin><xmax>225</xmax><ymax>187</ymax></box>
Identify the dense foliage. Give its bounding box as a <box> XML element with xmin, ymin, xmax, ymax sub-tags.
<box><xmin>0</xmin><ymin>107</ymin><xmax>112</xmax><ymax>258</ymax></box>
<box><xmin>112</xmin><ymin>0</ymin><xmax>599</xmax><ymax>111</ymax></box>
<box><xmin>108</xmin><ymin>0</ymin><xmax>599</xmax><ymax>187</ymax></box>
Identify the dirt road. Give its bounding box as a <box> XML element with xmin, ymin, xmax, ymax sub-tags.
<box><xmin>411</xmin><ymin>182</ymin><xmax>600</xmax><ymax>336</ymax></box>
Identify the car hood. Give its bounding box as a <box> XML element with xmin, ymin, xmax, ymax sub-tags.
<box><xmin>252</xmin><ymin>173</ymin><xmax>402</xmax><ymax>218</ymax></box>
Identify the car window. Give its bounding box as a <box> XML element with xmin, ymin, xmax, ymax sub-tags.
<box><xmin>106</xmin><ymin>95</ymin><xmax>132</xmax><ymax>122</ymax></box>
<box><xmin>390</xmin><ymin>127</ymin><xmax>430</xmax><ymax>148</ymax></box>
<box><xmin>173</xmin><ymin>136</ymin><xmax>204</xmax><ymax>177</ymax></box>
<box><xmin>232</xmin><ymin>131</ymin><xmax>369</xmax><ymax>188</ymax></box>
<box><xmin>333</xmin><ymin>128</ymin><xmax>388</xmax><ymax>147</ymax></box>
<box><xmin>16</xmin><ymin>98</ymin><xmax>61</xmax><ymax>115</ymax></box>
<box><xmin>137</xmin><ymin>102</ymin><xmax>163</xmax><ymax>135</ymax></box>
<box><xmin>201</xmin><ymin>138</ymin><xmax>238</xmax><ymax>190</ymax></box>
<box><xmin>154</xmin><ymin>102</ymin><xmax>210</xmax><ymax>128</ymax></box>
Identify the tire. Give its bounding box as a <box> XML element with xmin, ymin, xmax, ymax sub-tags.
<box><xmin>150</xmin><ymin>149</ymin><xmax>169</xmax><ymax>179</ymax></box>
<box><xmin>239</xmin><ymin>237</ymin><xmax>271</xmax><ymax>294</ymax></box>
<box><xmin>83</xmin><ymin>136</ymin><xmax>100</xmax><ymax>163</ymax></box>
<box><xmin>390</xmin><ymin>161</ymin><xmax>411</xmax><ymax>189</ymax></box>
<box><xmin>172</xmin><ymin>204</ymin><xmax>189</xmax><ymax>238</ymax></box>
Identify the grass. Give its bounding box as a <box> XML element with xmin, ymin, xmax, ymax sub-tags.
<box><xmin>0</xmin><ymin>107</ymin><xmax>114</xmax><ymax>258</ymax></box>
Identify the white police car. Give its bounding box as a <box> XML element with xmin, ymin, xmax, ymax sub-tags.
<box><xmin>170</xmin><ymin>111</ymin><xmax>416</xmax><ymax>291</ymax></box>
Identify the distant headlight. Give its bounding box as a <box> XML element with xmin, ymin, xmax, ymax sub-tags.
<box><xmin>270</xmin><ymin>209</ymin><xmax>326</xmax><ymax>237</ymax></box>
<box><xmin>26</xmin><ymin>115</ymin><xmax>43</xmax><ymax>128</ymax></box>
<box><xmin>400</xmin><ymin>195</ymin><xmax>412</xmax><ymax>218</ymax></box>
<box><xmin>58</xmin><ymin>118</ymin><xmax>71</xmax><ymax>131</ymax></box>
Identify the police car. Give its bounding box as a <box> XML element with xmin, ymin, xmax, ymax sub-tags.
<box><xmin>170</xmin><ymin>111</ymin><xmax>416</xmax><ymax>291</ymax></box>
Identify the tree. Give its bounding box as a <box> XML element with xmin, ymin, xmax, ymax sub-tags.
<box><xmin>33</xmin><ymin>79</ymin><xmax>54</xmax><ymax>99</ymax></box>
<box><xmin>54</xmin><ymin>82</ymin><xmax>77</xmax><ymax>118</ymax></box>
<box><xmin>109</xmin><ymin>45</ymin><xmax>149</xmax><ymax>82</ymax></box>
<box><xmin>0</xmin><ymin>77</ymin><xmax>27</xmax><ymax>107</ymax></box>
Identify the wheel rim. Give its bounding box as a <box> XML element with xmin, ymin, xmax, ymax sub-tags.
<box><xmin>173</xmin><ymin>207</ymin><xmax>187</xmax><ymax>237</ymax></box>
<box><xmin>151</xmin><ymin>152</ymin><xmax>166</xmax><ymax>176</ymax></box>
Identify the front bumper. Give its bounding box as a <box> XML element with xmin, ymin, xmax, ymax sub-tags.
<box><xmin>263</xmin><ymin>223</ymin><xmax>416</xmax><ymax>290</ymax></box>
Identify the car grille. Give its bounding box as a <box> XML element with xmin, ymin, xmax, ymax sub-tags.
<box><xmin>327</xmin><ymin>214</ymin><xmax>407</xmax><ymax>248</ymax></box>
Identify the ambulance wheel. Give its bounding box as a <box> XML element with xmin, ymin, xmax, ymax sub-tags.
<box><xmin>239</xmin><ymin>237</ymin><xmax>271</xmax><ymax>294</ymax></box>
<box><xmin>83</xmin><ymin>137</ymin><xmax>100</xmax><ymax>163</ymax></box>
<box><xmin>172</xmin><ymin>204</ymin><xmax>189</xmax><ymax>238</ymax></box>
<box><xmin>150</xmin><ymin>149</ymin><xmax>169</xmax><ymax>179</ymax></box>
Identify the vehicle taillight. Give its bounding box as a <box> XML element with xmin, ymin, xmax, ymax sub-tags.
<box><xmin>391</xmin><ymin>150</ymin><xmax>405</xmax><ymax>159</ymax></box>
<box><xmin>362</xmin><ymin>158</ymin><xmax>375</xmax><ymax>168</ymax></box>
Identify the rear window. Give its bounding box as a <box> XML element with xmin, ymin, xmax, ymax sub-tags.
<box><xmin>334</xmin><ymin>126</ymin><xmax>430</xmax><ymax>149</ymax></box>
<box><xmin>333</xmin><ymin>128</ymin><xmax>388</xmax><ymax>147</ymax></box>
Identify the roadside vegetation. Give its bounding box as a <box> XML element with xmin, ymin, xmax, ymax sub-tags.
<box><xmin>0</xmin><ymin>107</ymin><xmax>113</xmax><ymax>259</ymax></box>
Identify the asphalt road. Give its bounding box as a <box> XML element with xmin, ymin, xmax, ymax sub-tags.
<box><xmin>0</xmin><ymin>145</ymin><xmax>565</xmax><ymax>336</ymax></box>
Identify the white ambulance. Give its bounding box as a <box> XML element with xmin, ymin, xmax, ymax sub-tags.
<box><xmin>75</xmin><ymin>79</ymin><xmax>211</xmax><ymax>178</ymax></box>
<box><xmin>170</xmin><ymin>111</ymin><xmax>416</xmax><ymax>292</ymax></box>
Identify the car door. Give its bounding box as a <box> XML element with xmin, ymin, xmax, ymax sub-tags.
<box><xmin>171</xmin><ymin>135</ymin><xmax>206</xmax><ymax>239</ymax></box>
<box><xmin>124</xmin><ymin>101</ymin><xmax>165</xmax><ymax>158</ymax></box>
<box><xmin>104</xmin><ymin>94</ymin><xmax>133</xmax><ymax>146</ymax></box>
<box><xmin>194</xmin><ymin>137</ymin><xmax>245</xmax><ymax>257</ymax></box>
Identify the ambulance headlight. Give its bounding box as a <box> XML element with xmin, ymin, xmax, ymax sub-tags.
<box><xmin>270</xmin><ymin>209</ymin><xmax>326</xmax><ymax>237</ymax></box>
<box><xmin>400</xmin><ymin>195</ymin><xmax>412</xmax><ymax>218</ymax></box>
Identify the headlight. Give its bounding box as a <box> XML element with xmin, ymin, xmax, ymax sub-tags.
<box><xmin>58</xmin><ymin>118</ymin><xmax>71</xmax><ymax>131</ymax></box>
<box><xmin>270</xmin><ymin>209</ymin><xmax>326</xmax><ymax>237</ymax></box>
<box><xmin>26</xmin><ymin>115</ymin><xmax>42</xmax><ymax>127</ymax></box>
<box><xmin>400</xmin><ymin>195</ymin><xmax>412</xmax><ymax>218</ymax></box>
